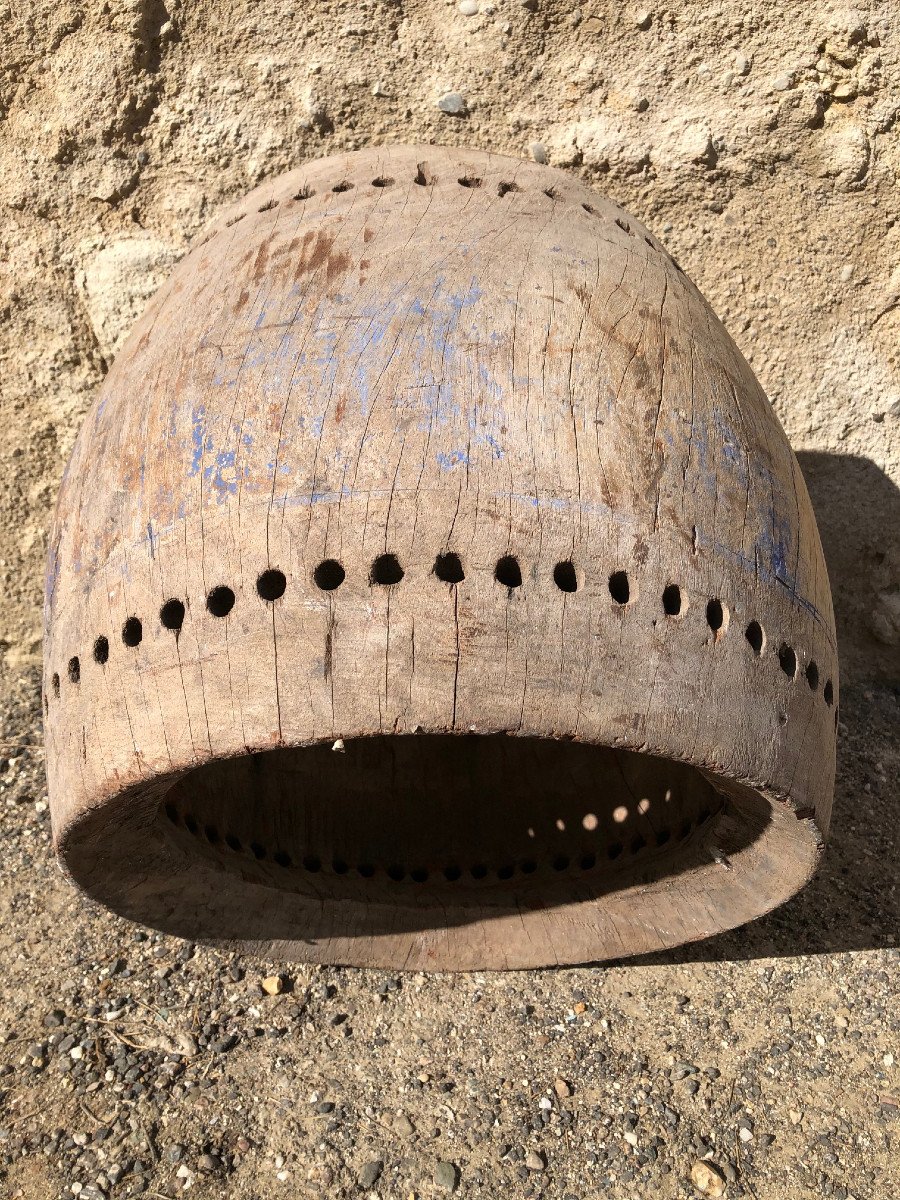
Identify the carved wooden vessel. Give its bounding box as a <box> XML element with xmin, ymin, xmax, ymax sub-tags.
<box><xmin>43</xmin><ymin>145</ymin><xmax>838</xmax><ymax>969</ymax></box>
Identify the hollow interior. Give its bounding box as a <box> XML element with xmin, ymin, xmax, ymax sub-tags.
<box><xmin>157</xmin><ymin>735</ymin><xmax>730</xmax><ymax>907</ymax></box>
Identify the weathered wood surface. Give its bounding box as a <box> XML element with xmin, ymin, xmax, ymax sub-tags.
<box><xmin>43</xmin><ymin>145</ymin><xmax>838</xmax><ymax>969</ymax></box>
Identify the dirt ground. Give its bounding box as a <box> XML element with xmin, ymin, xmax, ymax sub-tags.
<box><xmin>0</xmin><ymin>1</ymin><xmax>897</xmax><ymax>1197</ymax></box>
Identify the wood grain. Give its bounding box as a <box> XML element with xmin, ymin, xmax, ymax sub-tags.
<box><xmin>43</xmin><ymin>145</ymin><xmax>838</xmax><ymax>968</ymax></box>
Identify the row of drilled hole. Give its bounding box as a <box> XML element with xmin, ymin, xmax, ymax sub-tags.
<box><xmin>225</xmin><ymin>172</ymin><xmax>652</xmax><ymax>248</ymax></box>
<box><xmin>163</xmin><ymin>801</ymin><xmax>713</xmax><ymax>882</ymax></box>
<box><xmin>48</xmin><ymin>556</ymin><xmax>834</xmax><ymax>707</ymax></box>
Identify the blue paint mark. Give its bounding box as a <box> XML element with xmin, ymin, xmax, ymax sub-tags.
<box><xmin>436</xmin><ymin>449</ymin><xmax>469</xmax><ymax>471</ymax></box>
<box><xmin>203</xmin><ymin>449</ymin><xmax>239</xmax><ymax>500</ymax></box>
<box><xmin>481</xmin><ymin>433</ymin><xmax>505</xmax><ymax>460</ymax></box>
<box><xmin>498</xmin><ymin>492</ymin><xmax>603</xmax><ymax>517</ymax></box>
<box><xmin>189</xmin><ymin>406</ymin><xmax>213</xmax><ymax>477</ymax></box>
<box><xmin>446</xmin><ymin>278</ymin><xmax>483</xmax><ymax>312</ymax></box>
<box><xmin>756</xmin><ymin>504</ymin><xmax>793</xmax><ymax>585</ymax></box>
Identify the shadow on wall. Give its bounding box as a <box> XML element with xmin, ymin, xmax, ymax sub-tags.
<box><xmin>799</xmin><ymin>450</ymin><xmax>900</xmax><ymax>681</ymax></box>
<box><xmin>629</xmin><ymin>451</ymin><xmax>900</xmax><ymax>964</ymax></box>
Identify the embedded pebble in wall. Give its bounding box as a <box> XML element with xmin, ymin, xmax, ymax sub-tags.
<box><xmin>437</xmin><ymin>92</ymin><xmax>467</xmax><ymax>115</ymax></box>
<box><xmin>833</xmin><ymin>80</ymin><xmax>858</xmax><ymax>100</ymax></box>
<box><xmin>529</xmin><ymin>141</ymin><xmax>548</xmax><ymax>163</ymax></box>
<box><xmin>459</xmin><ymin>0</ymin><xmax>479</xmax><ymax>13</ymax></box>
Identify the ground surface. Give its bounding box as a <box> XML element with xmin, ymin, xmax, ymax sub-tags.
<box><xmin>0</xmin><ymin>1</ymin><xmax>898</xmax><ymax>1197</ymax></box>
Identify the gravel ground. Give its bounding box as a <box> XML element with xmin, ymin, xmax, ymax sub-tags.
<box><xmin>0</xmin><ymin>668</ymin><xmax>897</xmax><ymax>1199</ymax></box>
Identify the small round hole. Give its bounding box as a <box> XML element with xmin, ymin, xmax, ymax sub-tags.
<box><xmin>655</xmin><ymin>829</ymin><xmax>671</xmax><ymax>847</ymax></box>
<box><xmin>250</xmin><ymin>842</ymin><xmax>266</xmax><ymax>860</ymax></box>
<box><xmin>257</xmin><ymin>569</ymin><xmax>287</xmax><ymax>602</ymax></box>
<box><xmin>615</xmin><ymin>216</ymin><xmax>631</xmax><ymax>234</ymax></box>
<box><xmin>274</xmin><ymin>850</ymin><xmax>292</xmax><ymax>867</ymax></box>
<box><xmin>52</xmin><ymin>672</ymin><xmax>60</xmax><ymax>697</ymax></box>
<box><xmin>225</xmin><ymin>834</ymin><xmax>242</xmax><ymax>852</ymax></box>
<box><xmin>470</xmin><ymin>863</ymin><xmax>488</xmax><ymax>880</ymax></box>
<box><xmin>745</xmin><ymin>620</ymin><xmax>765</xmax><ymax>656</ymax></box>
<box><xmin>608</xmin><ymin>570</ymin><xmax>630</xmax><ymax>605</ymax></box>
<box><xmin>520</xmin><ymin>859</ymin><xmax>537</xmax><ymax>874</ymax></box>
<box><xmin>410</xmin><ymin>867</ymin><xmax>429</xmax><ymax>883</ymax></box>
<box><xmin>580</xmin><ymin>853</ymin><xmax>596</xmax><ymax>871</ymax></box>
<box><xmin>496</xmin><ymin>864</ymin><xmax>514</xmax><ymax>880</ymax></box>
<box><xmin>292</xmin><ymin>185</ymin><xmax>314</xmax><ymax>201</ymax></box>
<box><xmin>458</xmin><ymin>176</ymin><xmax>482</xmax><ymax>188</ymax></box>
<box><xmin>544</xmin><ymin>187</ymin><xmax>558</xmax><ymax>200</ymax></box>
<box><xmin>552</xmin><ymin>854</ymin><xmax>570</xmax><ymax>872</ymax></box>
<box><xmin>630</xmin><ymin>834</ymin><xmax>647</xmax><ymax>854</ymax></box>
<box><xmin>778</xmin><ymin>644</ymin><xmax>797</xmax><ymax>679</ymax></box>
<box><xmin>122</xmin><ymin>617</ymin><xmax>143</xmax><ymax>647</ymax></box>
<box><xmin>582</xmin><ymin>202</ymin><xmax>597</xmax><ymax>216</ymax></box>
<box><xmin>662</xmin><ymin>584</ymin><xmax>682</xmax><ymax>616</ymax></box>
<box><xmin>160</xmin><ymin>599</ymin><xmax>185</xmax><ymax>631</ymax></box>
<box><xmin>443</xmin><ymin>865</ymin><xmax>462</xmax><ymax>882</ymax></box>
<box><xmin>706</xmin><ymin>598</ymin><xmax>725</xmax><ymax>632</ymax></box>
<box><xmin>607</xmin><ymin>842</ymin><xmax>623</xmax><ymax>860</ymax></box>
<box><xmin>553</xmin><ymin>561</ymin><xmax>578</xmax><ymax>593</ymax></box>
<box><xmin>357</xmin><ymin>862</ymin><xmax>375</xmax><ymax>878</ymax></box>
<box><xmin>184</xmin><ymin>814</ymin><xmax>198</xmax><ymax>835</ymax></box>
<box><xmin>207</xmin><ymin>586</ymin><xmax>235</xmax><ymax>617</ymax></box>
<box><xmin>806</xmin><ymin>661</ymin><xmax>820</xmax><ymax>690</ymax></box>
<box><xmin>204</xmin><ymin>824</ymin><xmax>220</xmax><ymax>843</ymax></box>
<box><xmin>679</xmin><ymin>820</ymin><xmax>693</xmax><ymax>839</ymax></box>
<box><xmin>93</xmin><ymin>635</ymin><xmax>109</xmax><ymax>665</ymax></box>
<box><xmin>497</xmin><ymin>181</ymin><xmax>520</xmax><ymax>197</ymax></box>
<box><xmin>314</xmin><ymin>559</ymin><xmax>345</xmax><ymax>591</ymax></box>
<box><xmin>332</xmin><ymin>180</ymin><xmax>353</xmax><ymax>193</ymax></box>
<box><xmin>332</xmin><ymin>858</ymin><xmax>349</xmax><ymax>875</ymax></box>
<box><xmin>370</xmin><ymin>553</ymin><xmax>404</xmax><ymax>586</ymax></box>
<box><xmin>165</xmin><ymin>803</ymin><xmax>179</xmax><ymax>824</ymax></box>
<box><xmin>387</xmin><ymin>864</ymin><xmax>406</xmax><ymax>882</ymax></box>
<box><xmin>824</xmin><ymin>679</ymin><xmax>834</xmax><ymax>705</ymax></box>
<box><xmin>433</xmin><ymin>552</ymin><xmax>465</xmax><ymax>584</ymax></box>
<box><xmin>303</xmin><ymin>855</ymin><xmax>322</xmax><ymax>873</ymax></box>
<box><xmin>67</xmin><ymin>656</ymin><xmax>80</xmax><ymax>684</ymax></box>
<box><xmin>495</xmin><ymin>555</ymin><xmax>522</xmax><ymax>589</ymax></box>
<box><xmin>371</xmin><ymin>176</ymin><xmax>394</xmax><ymax>188</ymax></box>
<box><xmin>413</xmin><ymin>164</ymin><xmax>434</xmax><ymax>187</ymax></box>
<box><xmin>257</xmin><ymin>198</ymin><xmax>278</xmax><ymax>212</ymax></box>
